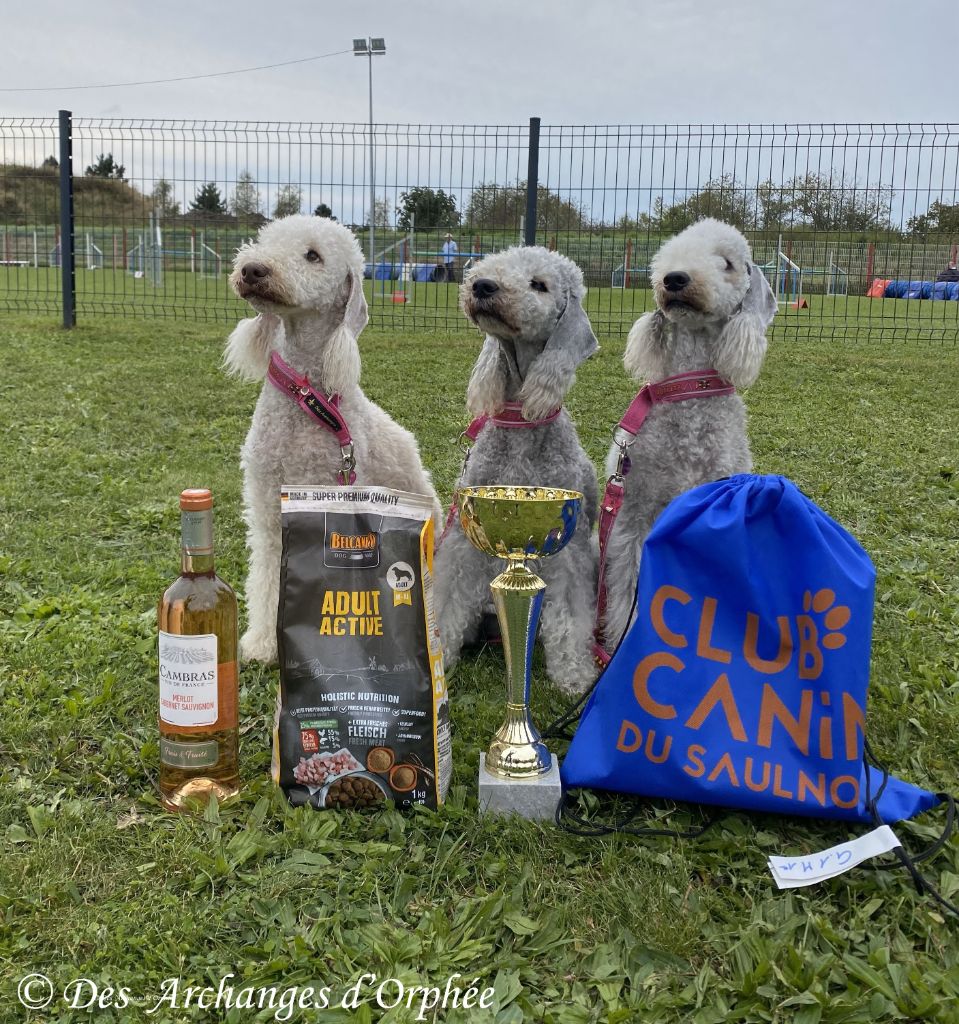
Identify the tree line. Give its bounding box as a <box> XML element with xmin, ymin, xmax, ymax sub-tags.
<box><xmin>5</xmin><ymin>155</ymin><xmax>959</xmax><ymax>237</ymax></box>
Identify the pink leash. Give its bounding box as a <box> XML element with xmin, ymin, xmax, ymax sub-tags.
<box><xmin>593</xmin><ymin>369</ymin><xmax>735</xmax><ymax>667</ymax></box>
<box><xmin>267</xmin><ymin>352</ymin><xmax>357</xmax><ymax>484</ymax></box>
<box><xmin>440</xmin><ymin>402</ymin><xmax>562</xmax><ymax>540</ymax></box>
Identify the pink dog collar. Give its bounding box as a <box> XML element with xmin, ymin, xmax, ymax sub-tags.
<box><xmin>440</xmin><ymin>402</ymin><xmax>564</xmax><ymax>540</ymax></box>
<box><xmin>456</xmin><ymin>402</ymin><xmax>563</xmax><ymax>445</ymax></box>
<box><xmin>267</xmin><ymin>352</ymin><xmax>356</xmax><ymax>484</ymax></box>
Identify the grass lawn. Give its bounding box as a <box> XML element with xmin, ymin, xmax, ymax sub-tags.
<box><xmin>3</xmin><ymin>266</ymin><xmax>959</xmax><ymax>342</ymax></box>
<box><xmin>0</xmin><ymin>313</ymin><xmax>958</xmax><ymax>1022</ymax></box>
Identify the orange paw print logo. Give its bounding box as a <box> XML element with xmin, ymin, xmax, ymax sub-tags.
<box><xmin>803</xmin><ymin>588</ymin><xmax>851</xmax><ymax>649</ymax></box>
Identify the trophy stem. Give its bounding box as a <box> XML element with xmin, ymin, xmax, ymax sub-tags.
<box><xmin>485</xmin><ymin>559</ymin><xmax>552</xmax><ymax>778</ymax></box>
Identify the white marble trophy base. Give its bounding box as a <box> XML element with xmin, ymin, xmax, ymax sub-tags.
<box><xmin>478</xmin><ymin>753</ymin><xmax>562</xmax><ymax>821</ymax></box>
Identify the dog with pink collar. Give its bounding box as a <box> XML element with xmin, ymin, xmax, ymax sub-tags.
<box><xmin>434</xmin><ymin>246</ymin><xmax>601</xmax><ymax>693</ymax></box>
<box><xmin>595</xmin><ymin>219</ymin><xmax>778</xmax><ymax>665</ymax></box>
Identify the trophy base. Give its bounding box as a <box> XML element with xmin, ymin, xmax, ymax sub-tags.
<box><xmin>478</xmin><ymin>753</ymin><xmax>562</xmax><ymax>822</ymax></box>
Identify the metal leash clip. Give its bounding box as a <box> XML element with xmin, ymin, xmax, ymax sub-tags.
<box><xmin>339</xmin><ymin>442</ymin><xmax>356</xmax><ymax>484</ymax></box>
<box><xmin>609</xmin><ymin>427</ymin><xmax>635</xmax><ymax>485</ymax></box>
<box><xmin>457</xmin><ymin>430</ymin><xmax>476</xmax><ymax>472</ymax></box>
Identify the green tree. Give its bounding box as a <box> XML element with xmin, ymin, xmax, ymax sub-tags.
<box><xmin>907</xmin><ymin>200</ymin><xmax>959</xmax><ymax>237</ymax></box>
<box><xmin>314</xmin><ymin>203</ymin><xmax>336</xmax><ymax>220</ymax></box>
<box><xmin>465</xmin><ymin>181</ymin><xmax>587</xmax><ymax>230</ymax></box>
<box><xmin>151</xmin><ymin>178</ymin><xmax>180</xmax><ymax>217</ymax></box>
<box><xmin>84</xmin><ymin>153</ymin><xmax>125</xmax><ymax>180</ymax></box>
<box><xmin>756</xmin><ymin>180</ymin><xmax>793</xmax><ymax>229</ymax></box>
<box><xmin>652</xmin><ymin>175</ymin><xmax>754</xmax><ymax>234</ymax></box>
<box><xmin>42</xmin><ymin>155</ymin><xmax>58</xmax><ymax>172</ymax></box>
<box><xmin>615</xmin><ymin>212</ymin><xmax>655</xmax><ymax>233</ymax></box>
<box><xmin>190</xmin><ymin>182</ymin><xmax>227</xmax><ymax>214</ymax></box>
<box><xmin>396</xmin><ymin>186</ymin><xmax>459</xmax><ymax>230</ymax></box>
<box><xmin>786</xmin><ymin>172</ymin><xmax>892</xmax><ymax>232</ymax></box>
<box><xmin>230</xmin><ymin>171</ymin><xmax>261</xmax><ymax>218</ymax></box>
<box><xmin>273</xmin><ymin>184</ymin><xmax>302</xmax><ymax>218</ymax></box>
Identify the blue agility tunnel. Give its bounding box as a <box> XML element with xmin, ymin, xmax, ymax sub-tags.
<box><xmin>884</xmin><ymin>280</ymin><xmax>959</xmax><ymax>300</ymax></box>
<box><xmin>363</xmin><ymin>262</ymin><xmax>400</xmax><ymax>280</ymax></box>
<box><xmin>411</xmin><ymin>264</ymin><xmax>440</xmax><ymax>282</ymax></box>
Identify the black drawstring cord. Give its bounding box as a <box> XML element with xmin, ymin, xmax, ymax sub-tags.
<box><xmin>863</xmin><ymin>738</ymin><xmax>959</xmax><ymax>920</ymax></box>
<box><xmin>545</xmin><ymin>592</ymin><xmax>956</xmax><ymax>902</ymax></box>
<box><xmin>543</xmin><ymin>585</ymin><xmax>639</xmax><ymax>742</ymax></box>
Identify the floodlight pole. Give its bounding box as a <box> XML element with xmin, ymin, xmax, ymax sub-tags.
<box><xmin>354</xmin><ymin>37</ymin><xmax>386</xmax><ymax>273</ymax></box>
<box><xmin>368</xmin><ymin>48</ymin><xmax>375</xmax><ymax>271</ymax></box>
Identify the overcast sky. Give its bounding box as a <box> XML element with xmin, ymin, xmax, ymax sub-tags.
<box><xmin>2</xmin><ymin>0</ymin><xmax>957</xmax><ymax>126</ymax></box>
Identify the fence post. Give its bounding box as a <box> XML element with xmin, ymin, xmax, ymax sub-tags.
<box><xmin>58</xmin><ymin>109</ymin><xmax>76</xmax><ymax>328</ymax></box>
<box><xmin>524</xmin><ymin>117</ymin><xmax>540</xmax><ymax>246</ymax></box>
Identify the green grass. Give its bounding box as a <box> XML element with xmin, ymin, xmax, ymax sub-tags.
<box><xmin>3</xmin><ymin>266</ymin><xmax>959</xmax><ymax>342</ymax></box>
<box><xmin>0</xmin><ymin>315</ymin><xmax>958</xmax><ymax>1022</ymax></box>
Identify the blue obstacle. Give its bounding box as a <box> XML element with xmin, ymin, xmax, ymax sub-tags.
<box><xmin>363</xmin><ymin>262</ymin><xmax>400</xmax><ymax>281</ymax></box>
<box><xmin>883</xmin><ymin>280</ymin><xmax>959</xmax><ymax>300</ymax></box>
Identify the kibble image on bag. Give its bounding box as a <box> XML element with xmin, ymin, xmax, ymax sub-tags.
<box><xmin>274</xmin><ymin>486</ymin><xmax>451</xmax><ymax>810</ymax></box>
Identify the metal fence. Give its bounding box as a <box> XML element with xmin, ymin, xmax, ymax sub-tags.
<box><xmin>1</xmin><ymin>115</ymin><xmax>958</xmax><ymax>342</ymax></box>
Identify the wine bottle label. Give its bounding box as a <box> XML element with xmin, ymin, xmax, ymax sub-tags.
<box><xmin>160</xmin><ymin>737</ymin><xmax>219</xmax><ymax>769</ymax></box>
<box><xmin>158</xmin><ymin>631</ymin><xmax>218</xmax><ymax>726</ymax></box>
<box><xmin>181</xmin><ymin>509</ymin><xmax>213</xmax><ymax>553</ymax></box>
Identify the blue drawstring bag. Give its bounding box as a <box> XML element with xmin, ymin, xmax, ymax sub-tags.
<box><xmin>561</xmin><ymin>474</ymin><xmax>941</xmax><ymax>825</ymax></box>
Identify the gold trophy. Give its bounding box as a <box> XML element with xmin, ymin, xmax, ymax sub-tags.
<box><xmin>457</xmin><ymin>485</ymin><xmax>582</xmax><ymax>817</ymax></box>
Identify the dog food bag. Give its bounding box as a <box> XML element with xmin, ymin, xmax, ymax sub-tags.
<box><xmin>273</xmin><ymin>485</ymin><xmax>450</xmax><ymax>810</ymax></box>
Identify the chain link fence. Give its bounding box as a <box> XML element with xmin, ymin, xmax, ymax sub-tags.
<box><xmin>1</xmin><ymin>116</ymin><xmax>957</xmax><ymax>341</ymax></box>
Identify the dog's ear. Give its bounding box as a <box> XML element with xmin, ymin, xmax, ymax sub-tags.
<box><xmin>623</xmin><ymin>310</ymin><xmax>668</xmax><ymax>381</ymax></box>
<box><xmin>466</xmin><ymin>335</ymin><xmax>508</xmax><ymax>416</ymax></box>
<box><xmin>519</xmin><ymin>291</ymin><xmax>599</xmax><ymax>420</ymax></box>
<box><xmin>713</xmin><ymin>263</ymin><xmax>777</xmax><ymax>388</ymax></box>
<box><xmin>223</xmin><ymin>312</ymin><xmax>283</xmax><ymax>380</ymax></box>
<box><xmin>320</xmin><ymin>267</ymin><xmax>367</xmax><ymax>394</ymax></box>
<box><xmin>741</xmin><ymin>261</ymin><xmax>778</xmax><ymax>324</ymax></box>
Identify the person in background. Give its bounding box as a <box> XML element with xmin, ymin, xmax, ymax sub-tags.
<box><xmin>935</xmin><ymin>260</ymin><xmax>959</xmax><ymax>283</ymax></box>
<box><xmin>441</xmin><ymin>233</ymin><xmax>459</xmax><ymax>283</ymax></box>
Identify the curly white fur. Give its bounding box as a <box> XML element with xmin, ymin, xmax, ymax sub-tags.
<box><xmin>600</xmin><ymin>218</ymin><xmax>777</xmax><ymax>653</ymax></box>
<box><xmin>434</xmin><ymin>245</ymin><xmax>600</xmax><ymax>693</ymax></box>
<box><xmin>225</xmin><ymin>214</ymin><xmax>441</xmax><ymax>664</ymax></box>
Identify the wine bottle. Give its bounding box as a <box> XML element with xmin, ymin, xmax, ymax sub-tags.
<box><xmin>157</xmin><ymin>488</ymin><xmax>240</xmax><ymax>811</ymax></box>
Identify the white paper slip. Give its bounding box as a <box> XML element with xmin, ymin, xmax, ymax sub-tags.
<box><xmin>768</xmin><ymin>825</ymin><xmax>902</xmax><ymax>889</ymax></box>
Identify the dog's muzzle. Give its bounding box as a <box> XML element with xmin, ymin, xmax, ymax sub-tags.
<box><xmin>658</xmin><ymin>271</ymin><xmax>703</xmax><ymax>312</ymax></box>
<box><xmin>235</xmin><ymin>262</ymin><xmax>286</xmax><ymax>304</ymax></box>
<box><xmin>467</xmin><ymin>301</ymin><xmax>518</xmax><ymax>335</ymax></box>
<box><xmin>656</xmin><ymin>276</ymin><xmax>704</xmax><ymax>315</ymax></box>
<box><xmin>663</xmin><ymin>297</ymin><xmax>702</xmax><ymax>313</ymax></box>
<box><xmin>471</xmin><ymin>278</ymin><xmax>499</xmax><ymax>299</ymax></box>
<box><xmin>663</xmin><ymin>271</ymin><xmax>690</xmax><ymax>292</ymax></box>
<box><xmin>465</xmin><ymin>281</ymin><xmax>518</xmax><ymax>333</ymax></box>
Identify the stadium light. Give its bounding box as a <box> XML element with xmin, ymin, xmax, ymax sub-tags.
<box><xmin>354</xmin><ymin>36</ymin><xmax>387</xmax><ymax>272</ymax></box>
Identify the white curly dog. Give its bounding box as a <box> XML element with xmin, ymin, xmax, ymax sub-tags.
<box><xmin>433</xmin><ymin>245</ymin><xmax>600</xmax><ymax>693</ymax></box>
<box><xmin>225</xmin><ymin>214</ymin><xmax>441</xmax><ymax>664</ymax></box>
<box><xmin>597</xmin><ymin>218</ymin><xmax>778</xmax><ymax>658</ymax></box>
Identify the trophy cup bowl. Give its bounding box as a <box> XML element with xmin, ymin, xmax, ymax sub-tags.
<box><xmin>457</xmin><ymin>486</ymin><xmax>582</xmax><ymax>789</ymax></box>
<box><xmin>457</xmin><ymin>485</ymin><xmax>581</xmax><ymax>562</ymax></box>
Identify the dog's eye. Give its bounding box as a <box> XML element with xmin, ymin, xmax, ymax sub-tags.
<box><xmin>530</xmin><ymin>279</ymin><xmax>548</xmax><ymax>292</ymax></box>
<box><xmin>724</xmin><ymin>258</ymin><xmax>734</xmax><ymax>272</ymax></box>
<box><xmin>305</xmin><ymin>249</ymin><xmax>322</xmax><ymax>263</ymax></box>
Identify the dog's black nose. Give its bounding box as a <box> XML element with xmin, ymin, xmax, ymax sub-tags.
<box><xmin>241</xmin><ymin>262</ymin><xmax>271</xmax><ymax>283</ymax></box>
<box><xmin>472</xmin><ymin>278</ymin><xmax>499</xmax><ymax>299</ymax></box>
<box><xmin>663</xmin><ymin>272</ymin><xmax>690</xmax><ymax>292</ymax></box>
